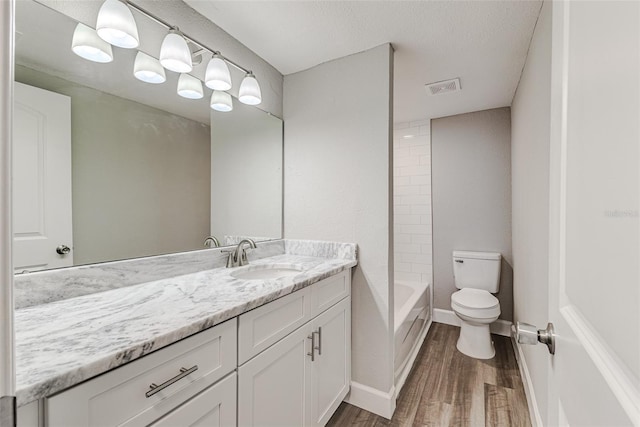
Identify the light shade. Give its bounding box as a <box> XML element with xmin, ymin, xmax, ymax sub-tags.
<box><xmin>210</xmin><ymin>90</ymin><xmax>233</xmax><ymax>112</ymax></box>
<box><xmin>238</xmin><ymin>72</ymin><xmax>262</xmax><ymax>105</ymax></box>
<box><xmin>177</xmin><ymin>74</ymin><xmax>204</xmax><ymax>99</ymax></box>
<box><xmin>204</xmin><ymin>55</ymin><xmax>231</xmax><ymax>91</ymax></box>
<box><xmin>96</xmin><ymin>0</ymin><xmax>139</xmax><ymax>49</ymax></box>
<box><xmin>159</xmin><ymin>31</ymin><xmax>192</xmax><ymax>73</ymax></box>
<box><xmin>133</xmin><ymin>51</ymin><xmax>166</xmax><ymax>84</ymax></box>
<box><xmin>71</xmin><ymin>23</ymin><xmax>113</xmax><ymax>63</ymax></box>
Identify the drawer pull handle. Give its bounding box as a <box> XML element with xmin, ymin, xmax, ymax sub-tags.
<box><xmin>145</xmin><ymin>365</ymin><xmax>199</xmax><ymax>398</ymax></box>
<box><xmin>315</xmin><ymin>327</ymin><xmax>322</xmax><ymax>355</ymax></box>
<box><xmin>307</xmin><ymin>334</ymin><xmax>315</xmax><ymax>362</ymax></box>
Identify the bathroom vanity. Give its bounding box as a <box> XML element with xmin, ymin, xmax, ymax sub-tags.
<box><xmin>15</xmin><ymin>240</ymin><xmax>356</xmax><ymax>427</ymax></box>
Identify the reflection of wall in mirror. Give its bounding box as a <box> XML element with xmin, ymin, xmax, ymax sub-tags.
<box><xmin>15</xmin><ymin>65</ymin><xmax>211</xmax><ymax>266</ymax></box>
<box><xmin>211</xmin><ymin>102</ymin><xmax>283</xmax><ymax>242</ymax></box>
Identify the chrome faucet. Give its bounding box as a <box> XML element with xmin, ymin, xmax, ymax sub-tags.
<box><xmin>204</xmin><ymin>235</ymin><xmax>221</xmax><ymax>248</ymax></box>
<box><xmin>224</xmin><ymin>239</ymin><xmax>257</xmax><ymax>268</ymax></box>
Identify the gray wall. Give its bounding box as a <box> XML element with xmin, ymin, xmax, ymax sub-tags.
<box><xmin>432</xmin><ymin>108</ymin><xmax>513</xmax><ymax>320</ymax></box>
<box><xmin>16</xmin><ymin>65</ymin><xmax>211</xmax><ymax>265</ymax></box>
<box><xmin>511</xmin><ymin>0</ymin><xmax>551</xmax><ymax>423</ymax></box>
<box><xmin>284</xmin><ymin>44</ymin><xmax>395</xmax><ymax>398</ymax></box>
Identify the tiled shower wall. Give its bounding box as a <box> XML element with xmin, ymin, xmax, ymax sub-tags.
<box><xmin>393</xmin><ymin>120</ymin><xmax>433</xmax><ymax>284</ymax></box>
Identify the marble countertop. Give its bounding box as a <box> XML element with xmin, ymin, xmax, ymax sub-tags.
<box><xmin>15</xmin><ymin>254</ymin><xmax>357</xmax><ymax>406</ymax></box>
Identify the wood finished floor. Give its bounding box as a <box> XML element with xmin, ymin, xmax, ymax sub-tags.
<box><xmin>327</xmin><ymin>323</ymin><xmax>531</xmax><ymax>427</ymax></box>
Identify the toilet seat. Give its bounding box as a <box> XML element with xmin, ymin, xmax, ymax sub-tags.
<box><xmin>451</xmin><ymin>289</ymin><xmax>500</xmax><ymax>319</ymax></box>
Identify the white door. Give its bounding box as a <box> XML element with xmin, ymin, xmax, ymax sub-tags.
<box><xmin>309</xmin><ymin>298</ymin><xmax>350</xmax><ymax>427</ymax></box>
<box><xmin>238</xmin><ymin>321</ymin><xmax>314</xmax><ymax>426</ymax></box>
<box><xmin>547</xmin><ymin>1</ymin><xmax>639</xmax><ymax>425</ymax></box>
<box><xmin>13</xmin><ymin>82</ymin><xmax>73</xmax><ymax>272</ymax></box>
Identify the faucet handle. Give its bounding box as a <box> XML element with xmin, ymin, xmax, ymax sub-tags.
<box><xmin>221</xmin><ymin>250</ymin><xmax>235</xmax><ymax>268</ymax></box>
<box><xmin>238</xmin><ymin>248</ymin><xmax>249</xmax><ymax>266</ymax></box>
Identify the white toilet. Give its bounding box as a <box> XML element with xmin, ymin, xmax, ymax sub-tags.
<box><xmin>450</xmin><ymin>250</ymin><xmax>502</xmax><ymax>359</ymax></box>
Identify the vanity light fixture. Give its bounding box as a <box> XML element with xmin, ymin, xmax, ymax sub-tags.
<box><xmin>71</xmin><ymin>23</ymin><xmax>113</xmax><ymax>63</ymax></box>
<box><xmin>96</xmin><ymin>0</ymin><xmax>139</xmax><ymax>49</ymax></box>
<box><xmin>133</xmin><ymin>51</ymin><xmax>166</xmax><ymax>84</ymax></box>
<box><xmin>82</xmin><ymin>0</ymin><xmax>264</xmax><ymax>110</ymax></box>
<box><xmin>238</xmin><ymin>72</ymin><xmax>262</xmax><ymax>105</ymax></box>
<box><xmin>210</xmin><ymin>90</ymin><xmax>233</xmax><ymax>112</ymax></box>
<box><xmin>177</xmin><ymin>73</ymin><xmax>204</xmax><ymax>99</ymax></box>
<box><xmin>204</xmin><ymin>54</ymin><xmax>232</xmax><ymax>91</ymax></box>
<box><xmin>159</xmin><ymin>29</ymin><xmax>192</xmax><ymax>73</ymax></box>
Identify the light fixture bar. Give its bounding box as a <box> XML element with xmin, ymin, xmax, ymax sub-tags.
<box><xmin>124</xmin><ymin>0</ymin><xmax>251</xmax><ymax>75</ymax></box>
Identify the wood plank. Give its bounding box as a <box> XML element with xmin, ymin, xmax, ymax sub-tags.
<box><xmin>327</xmin><ymin>323</ymin><xmax>532</xmax><ymax>427</ymax></box>
<box><xmin>484</xmin><ymin>383</ymin><xmax>532</xmax><ymax>427</ymax></box>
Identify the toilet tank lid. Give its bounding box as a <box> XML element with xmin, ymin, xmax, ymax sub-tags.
<box><xmin>453</xmin><ymin>250</ymin><xmax>501</xmax><ymax>261</ymax></box>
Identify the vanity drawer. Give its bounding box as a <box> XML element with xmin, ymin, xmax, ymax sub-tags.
<box><xmin>238</xmin><ymin>271</ymin><xmax>351</xmax><ymax>365</ymax></box>
<box><xmin>149</xmin><ymin>372</ymin><xmax>236</xmax><ymax>427</ymax></box>
<box><xmin>310</xmin><ymin>270</ymin><xmax>351</xmax><ymax>317</ymax></box>
<box><xmin>46</xmin><ymin>318</ymin><xmax>237</xmax><ymax>427</ymax></box>
<box><xmin>239</xmin><ymin>286</ymin><xmax>312</xmax><ymax>365</ymax></box>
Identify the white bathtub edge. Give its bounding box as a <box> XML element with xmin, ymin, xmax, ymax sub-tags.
<box><xmin>394</xmin><ymin>281</ymin><xmax>429</xmax><ymax>334</ymax></box>
<box><xmin>345</xmin><ymin>381</ymin><xmax>396</xmax><ymax>419</ymax></box>
<box><xmin>433</xmin><ymin>308</ymin><xmax>512</xmax><ymax>337</ymax></box>
<box><xmin>394</xmin><ymin>318</ymin><xmax>432</xmax><ymax>400</ymax></box>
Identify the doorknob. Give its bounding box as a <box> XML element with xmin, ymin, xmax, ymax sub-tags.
<box><xmin>56</xmin><ymin>245</ymin><xmax>71</xmax><ymax>255</ymax></box>
<box><xmin>512</xmin><ymin>321</ymin><xmax>556</xmax><ymax>355</ymax></box>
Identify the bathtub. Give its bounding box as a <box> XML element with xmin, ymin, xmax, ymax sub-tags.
<box><xmin>394</xmin><ymin>281</ymin><xmax>431</xmax><ymax>388</ymax></box>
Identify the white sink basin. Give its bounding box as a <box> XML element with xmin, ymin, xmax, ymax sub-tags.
<box><xmin>231</xmin><ymin>265</ymin><xmax>303</xmax><ymax>280</ymax></box>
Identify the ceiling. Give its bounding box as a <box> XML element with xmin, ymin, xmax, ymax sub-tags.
<box><xmin>185</xmin><ymin>0</ymin><xmax>542</xmax><ymax>124</ymax></box>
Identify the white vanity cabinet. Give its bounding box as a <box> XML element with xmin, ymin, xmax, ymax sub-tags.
<box><xmin>238</xmin><ymin>271</ymin><xmax>351</xmax><ymax>427</ymax></box>
<box><xmin>45</xmin><ymin>318</ymin><xmax>237</xmax><ymax>427</ymax></box>
<box><xmin>20</xmin><ymin>269</ymin><xmax>352</xmax><ymax>427</ymax></box>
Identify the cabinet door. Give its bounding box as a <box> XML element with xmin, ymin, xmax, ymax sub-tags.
<box><xmin>150</xmin><ymin>372</ymin><xmax>236</xmax><ymax>427</ymax></box>
<box><xmin>238</xmin><ymin>322</ymin><xmax>314</xmax><ymax>427</ymax></box>
<box><xmin>309</xmin><ymin>298</ymin><xmax>351</xmax><ymax>427</ymax></box>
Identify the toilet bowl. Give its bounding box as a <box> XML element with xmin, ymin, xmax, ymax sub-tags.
<box><xmin>451</xmin><ymin>288</ymin><xmax>500</xmax><ymax>359</ymax></box>
<box><xmin>451</xmin><ymin>250</ymin><xmax>502</xmax><ymax>359</ymax></box>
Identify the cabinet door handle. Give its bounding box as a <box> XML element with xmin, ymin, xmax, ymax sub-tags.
<box><xmin>145</xmin><ymin>365</ymin><xmax>198</xmax><ymax>398</ymax></box>
<box><xmin>315</xmin><ymin>327</ymin><xmax>322</xmax><ymax>355</ymax></box>
<box><xmin>307</xmin><ymin>334</ymin><xmax>315</xmax><ymax>362</ymax></box>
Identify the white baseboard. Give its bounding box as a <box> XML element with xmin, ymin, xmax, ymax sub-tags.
<box><xmin>345</xmin><ymin>381</ymin><xmax>396</xmax><ymax>419</ymax></box>
<box><xmin>433</xmin><ymin>308</ymin><xmax>512</xmax><ymax>337</ymax></box>
<box><xmin>511</xmin><ymin>336</ymin><xmax>543</xmax><ymax>427</ymax></box>
<box><xmin>394</xmin><ymin>318</ymin><xmax>432</xmax><ymax>399</ymax></box>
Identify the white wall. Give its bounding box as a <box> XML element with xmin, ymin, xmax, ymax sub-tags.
<box><xmin>431</xmin><ymin>108</ymin><xmax>513</xmax><ymax>321</ymax></box>
<box><xmin>211</xmin><ymin>102</ymin><xmax>283</xmax><ymax>242</ymax></box>
<box><xmin>393</xmin><ymin>121</ymin><xmax>432</xmax><ymax>285</ymax></box>
<box><xmin>284</xmin><ymin>44</ymin><xmax>395</xmax><ymax>402</ymax></box>
<box><xmin>511</xmin><ymin>1</ymin><xmax>552</xmax><ymax>424</ymax></box>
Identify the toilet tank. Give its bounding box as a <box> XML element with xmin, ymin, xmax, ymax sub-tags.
<box><xmin>452</xmin><ymin>250</ymin><xmax>502</xmax><ymax>292</ymax></box>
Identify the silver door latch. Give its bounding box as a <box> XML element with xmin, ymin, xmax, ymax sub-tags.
<box><xmin>513</xmin><ymin>321</ymin><xmax>556</xmax><ymax>355</ymax></box>
<box><xmin>56</xmin><ymin>245</ymin><xmax>71</xmax><ymax>255</ymax></box>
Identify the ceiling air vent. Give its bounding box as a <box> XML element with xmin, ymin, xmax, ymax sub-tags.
<box><xmin>425</xmin><ymin>78</ymin><xmax>461</xmax><ymax>96</ymax></box>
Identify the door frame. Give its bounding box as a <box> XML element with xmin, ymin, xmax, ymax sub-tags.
<box><xmin>0</xmin><ymin>0</ymin><xmax>16</xmax><ymax>423</ymax></box>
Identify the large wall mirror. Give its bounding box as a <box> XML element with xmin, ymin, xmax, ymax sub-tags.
<box><xmin>13</xmin><ymin>0</ymin><xmax>283</xmax><ymax>272</ymax></box>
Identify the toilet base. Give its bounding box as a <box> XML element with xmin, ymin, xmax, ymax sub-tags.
<box><xmin>456</xmin><ymin>321</ymin><xmax>495</xmax><ymax>359</ymax></box>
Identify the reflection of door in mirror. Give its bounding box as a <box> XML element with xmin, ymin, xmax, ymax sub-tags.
<box><xmin>13</xmin><ymin>82</ymin><xmax>73</xmax><ymax>272</ymax></box>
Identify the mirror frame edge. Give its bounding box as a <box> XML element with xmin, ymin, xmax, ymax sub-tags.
<box><xmin>1</xmin><ymin>0</ymin><xmax>17</xmax><ymax>408</ymax></box>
